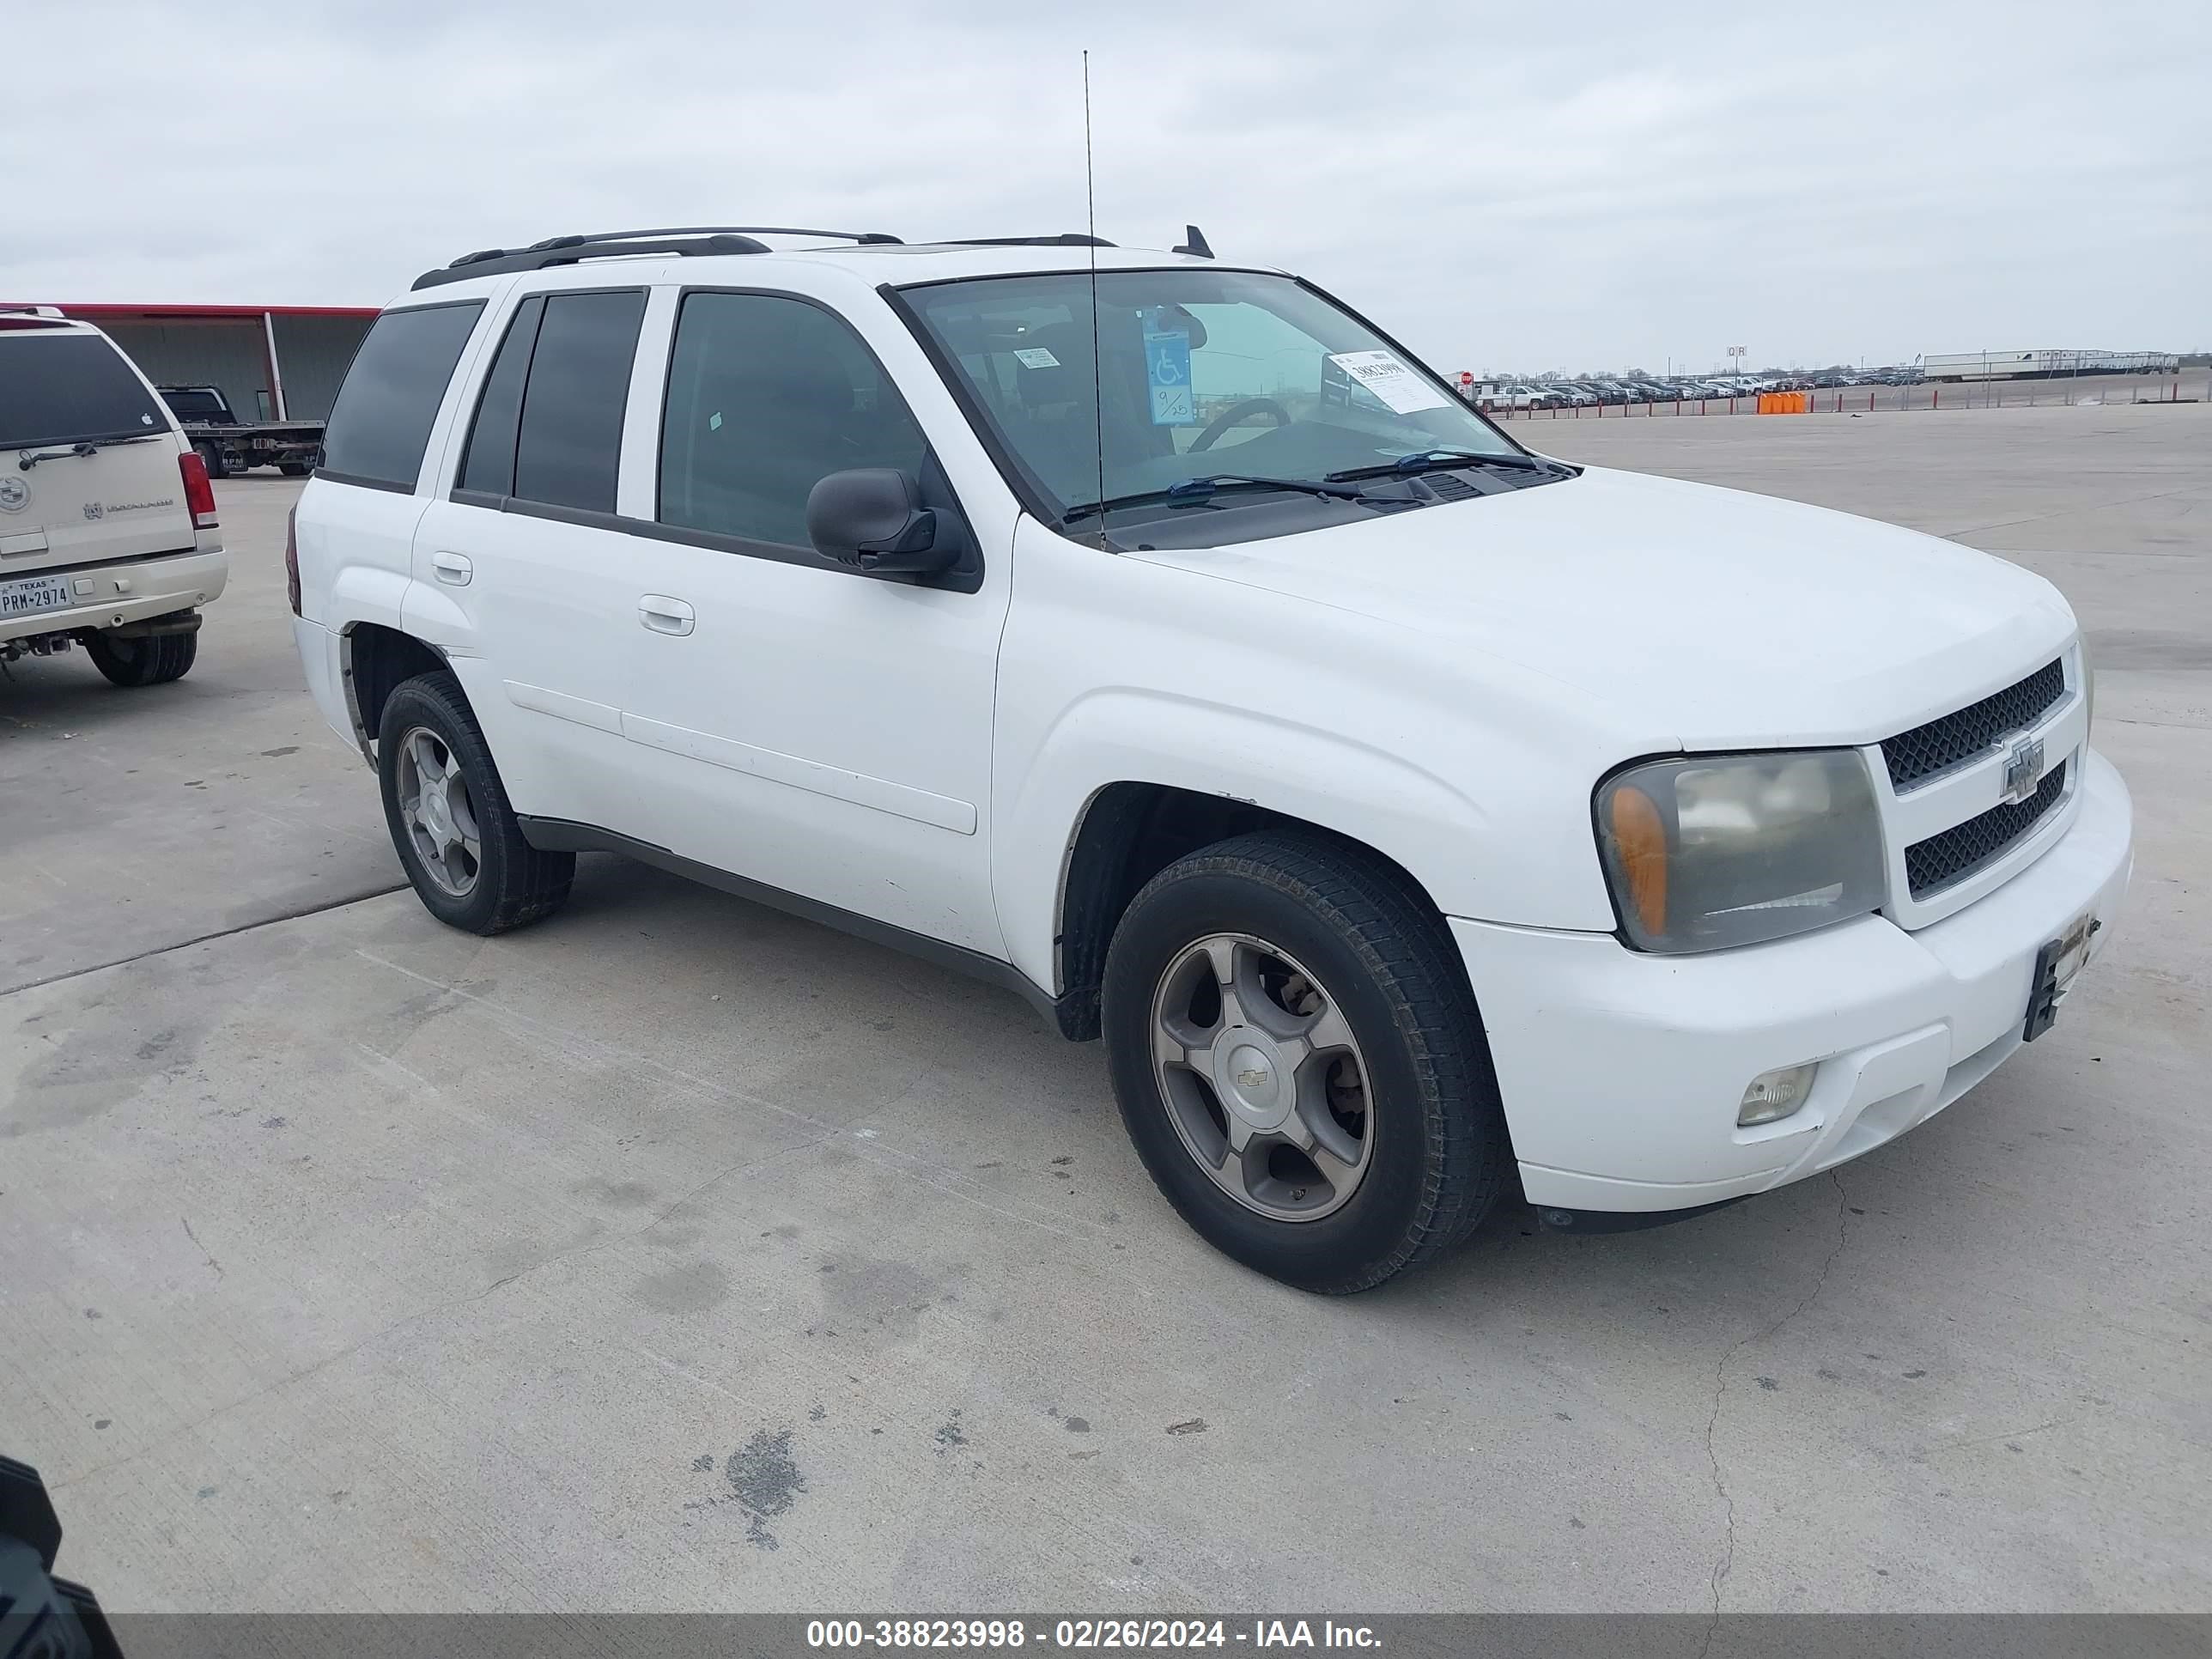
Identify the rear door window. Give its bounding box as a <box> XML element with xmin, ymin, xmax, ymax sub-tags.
<box><xmin>509</xmin><ymin>290</ymin><xmax>647</xmax><ymax>514</ymax></box>
<box><xmin>320</xmin><ymin>301</ymin><xmax>483</xmax><ymax>489</ymax></box>
<box><xmin>1</xmin><ymin>333</ymin><xmax>167</xmax><ymax>449</ymax></box>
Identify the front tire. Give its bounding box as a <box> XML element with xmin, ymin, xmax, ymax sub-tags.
<box><xmin>193</xmin><ymin>441</ymin><xmax>228</xmax><ymax>481</ymax></box>
<box><xmin>1102</xmin><ymin>830</ymin><xmax>1510</xmax><ymax>1293</ymax></box>
<box><xmin>86</xmin><ymin>628</ymin><xmax>197</xmax><ymax>686</ymax></box>
<box><xmin>377</xmin><ymin>671</ymin><xmax>574</xmax><ymax>934</ymax></box>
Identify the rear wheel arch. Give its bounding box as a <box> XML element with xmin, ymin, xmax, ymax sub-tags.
<box><xmin>1049</xmin><ymin>781</ymin><xmax>1468</xmax><ymax>1042</ymax></box>
<box><xmin>343</xmin><ymin>622</ymin><xmax>451</xmax><ymax>758</ymax></box>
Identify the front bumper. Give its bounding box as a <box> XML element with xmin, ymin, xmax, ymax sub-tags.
<box><xmin>1454</xmin><ymin>747</ymin><xmax>2133</xmax><ymax>1213</ymax></box>
<box><xmin>0</xmin><ymin>549</ymin><xmax>228</xmax><ymax>642</ymax></box>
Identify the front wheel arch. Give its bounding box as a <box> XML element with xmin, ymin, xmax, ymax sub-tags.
<box><xmin>1049</xmin><ymin>781</ymin><xmax>1460</xmax><ymax>1042</ymax></box>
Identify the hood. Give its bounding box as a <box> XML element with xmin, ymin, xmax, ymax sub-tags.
<box><xmin>1136</xmin><ymin>465</ymin><xmax>2076</xmax><ymax>750</ymax></box>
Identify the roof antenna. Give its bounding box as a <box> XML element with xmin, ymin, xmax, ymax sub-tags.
<box><xmin>1083</xmin><ymin>49</ymin><xmax>1109</xmax><ymax>552</ymax></box>
<box><xmin>1173</xmin><ymin>224</ymin><xmax>1213</xmax><ymax>259</ymax></box>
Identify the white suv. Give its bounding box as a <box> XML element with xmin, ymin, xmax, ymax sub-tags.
<box><xmin>289</xmin><ymin>228</ymin><xmax>2131</xmax><ymax>1291</ymax></box>
<box><xmin>2</xmin><ymin>307</ymin><xmax>226</xmax><ymax>683</ymax></box>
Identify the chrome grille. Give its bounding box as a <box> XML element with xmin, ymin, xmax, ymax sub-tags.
<box><xmin>1882</xmin><ymin>659</ymin><xmax>2065</xmax><ymax>790</ymax></box>
<box><xmin>1905</xmin><ymin>761</ymin><xmax>2068</xmax><ymax>898</ymax></box>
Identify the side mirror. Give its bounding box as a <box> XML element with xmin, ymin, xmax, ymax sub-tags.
<box><xmin>805</xmin><ymin>468</ymin><xmax>958</xmax><ymax>577</ymax></box>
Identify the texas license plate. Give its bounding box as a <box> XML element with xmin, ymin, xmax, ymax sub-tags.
<box><xmin>0</xmin><ymin>572</ymin><xmax>72</xmax><ymax>618</ymax></box>
<box><xmin>2024</xmin><ymin>910</ymin><xmax>2099</xmax><ymax>1042</ymax></box>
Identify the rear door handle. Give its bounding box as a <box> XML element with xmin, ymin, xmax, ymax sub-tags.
<box><xmin>639</xmin><ymin>594</ymin><xmax>696</xmax><ymax>636</ymax></box>
<box><xmin>430</xmin><ymin>550</ymin><xmax>472</xmax><ymax>585</ymax></box>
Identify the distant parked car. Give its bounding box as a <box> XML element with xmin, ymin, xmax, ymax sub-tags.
<box><xmin>0</xmin><ymin>307</ymin><xmax>226</xmax><ymax>684</ymax></box>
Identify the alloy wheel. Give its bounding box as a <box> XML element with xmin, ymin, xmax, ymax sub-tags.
<box><xmin>395</xmin><ymin>726</ymin><xmax>483</xmax><ymax>898</ymax></box>
<box><xmin>1148</xmin><ymin>933</ymin><xmax>1376</xmax><ymax>1221</ymax></box>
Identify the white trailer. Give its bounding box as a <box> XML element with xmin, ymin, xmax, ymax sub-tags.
<box><xmin>1923</xmin><ymin>349</ymin><xmax>2179</xmax><ymax>382</ymax></box>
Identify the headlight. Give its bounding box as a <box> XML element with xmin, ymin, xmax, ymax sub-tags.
<box><xmin>1595</xmin><ymin>750</ymin><xmax>1886</xmax><ymax>952</ymax></box>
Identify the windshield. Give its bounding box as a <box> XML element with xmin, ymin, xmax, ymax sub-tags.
<box><xmin>902</xmin><ymin>270</ymin><xmax>1526</xmax><ymax>532</ymax></box>
<box><xmin>3</xmin><ymin>332</ymin><xmax>167</xmax><ymax>450</ymax></box>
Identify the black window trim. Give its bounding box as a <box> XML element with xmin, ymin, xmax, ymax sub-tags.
<box><xmin>441</xmin><ymin>283</ymin><xmax>645</xmax><ymax>508</ymax></box>
<box><xmin>445</xmin><ymin>282</ymin><xmax>982</xmax><ymax>595</ymax></box>
<box><xmin>312</xmin><ymin>295</ymin><xmax>487</xmax><ymax>495</ymax></box>
<box><xmin>876</xmin><ymin>264</ymin><xmax>1530</xmax><ymax>539</ymax></box>
<box><xmin>448</xmin><ymin>285</ymin><xmax>646</xmax><ymax>506</ymax></box>
<box><xmin>454</xmin><ymin>291</ymin><xmax>550</xmax><ymax>501</ymax></box>
<box><xmin>492</xmin><ymin>283</ymin><xmax>647</xmax><ymax>514</ymax></box>
<box><xmin>315</xmin><ymin>470</ymin><xmax>416</xmax><ymax>495</ymax></box>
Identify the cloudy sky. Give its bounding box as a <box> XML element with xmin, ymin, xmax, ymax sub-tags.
<box><xmin>6</xmin><ymin>0</ymin><xmax>2206</xmax><ymax>374</ymax></box>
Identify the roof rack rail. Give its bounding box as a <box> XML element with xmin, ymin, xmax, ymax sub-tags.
<box><xmin>410</xmin><ymin>234</ymin><xmax>774</xmax><ymax>291</ymax></box>
<box><xmin>946</xmin><ymin>234</ymin><xmax>1115</xmax><ymax>248</ymax></box>
<box><xmin>410</xmin><ymin>225</ymin><xmax>908</xmax><ymax>292</ymax></box>
<box><xmin>558</xmin><ymin>226</ymin><xmax>903</xmax><ymax>247</ymax></box>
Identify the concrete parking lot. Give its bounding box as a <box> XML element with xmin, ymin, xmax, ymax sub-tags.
<box><xmin>3</xmin><ymin>404</ymin><xmax>2206</xmax><ymax>1613</ymax></box>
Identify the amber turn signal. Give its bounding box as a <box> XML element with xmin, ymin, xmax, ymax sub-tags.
<box><xmin>1607</xmin><ymin>784</ymin><xmax>1668</xmax><ymax>938</ymax></box>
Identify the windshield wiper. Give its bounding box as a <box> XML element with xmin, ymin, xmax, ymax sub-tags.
<box><xmin>1061</xmin><ymin>472</ymin><xmax>1379</xmax><ymax>525</ymax></box>
<box><xmin>17</xmin><ymin>435</ymin><xmax>163</xmax><ymax>470</ymax></box>
<box><xmin>1324</xmin><ymin>448</ymin><xmax>1553</xmax><ymax>483</ymax></box>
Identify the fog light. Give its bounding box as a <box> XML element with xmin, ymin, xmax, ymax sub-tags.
<box><xmin>1739</xmin><ymin>1062</ymin><xmax>1817</xmax><ymax>1127</ymax></box>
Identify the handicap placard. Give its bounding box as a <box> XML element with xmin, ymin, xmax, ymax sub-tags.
<box><xmin>1146</xmin><ymin>320</ymin><xmax>1194</xmax><ymax>425</ymax></box>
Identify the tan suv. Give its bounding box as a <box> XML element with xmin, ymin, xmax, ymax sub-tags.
<box><xmin>1</xmin><ymin>307</ymin><xmax>227</xmax><ymax>684</ymax></box>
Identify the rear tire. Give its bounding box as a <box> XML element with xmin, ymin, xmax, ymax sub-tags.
<box><xmin>377</xmin><ymin>670</ymin><xmax>574</xmax><ymax>934</ymax></box>
<box><xmin>278</xmin><ymin>461</ymin><xmax>309</xmax><ymax>477</ymax></box>
<box><xmin>86</xmin><ymin>628</ymin><xmax>197</xmax><ymax>687</ymax></box>
<box><xmin>1102</xmin><ymin>830</ymin><xmax>1510</xmax><ymax>1293</ymax></box>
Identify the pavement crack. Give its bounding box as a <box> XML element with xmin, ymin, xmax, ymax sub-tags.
<box><xmin>3</xmin><ymin>884</ymin><xmax>409</xmax><ymax>1000</ymax></box>
<box><xmin>181</xmin><ymin>1217</ymin><xmax>224</xmax><ymax>1280</ymax></box>
<box><xmin>1936</xmin><ymin>482</ymin><xmax>2211</xmax><ymax>541</ymax></box>
<box><xmin>1698</xmin><ymin>1170</ymin><xmax>1851</xmax><ymax>1655</ymax></box>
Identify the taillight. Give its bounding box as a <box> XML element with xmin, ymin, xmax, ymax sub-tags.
<box><xmin>284</xmin><ymin>503</ymin><xmax>301</xmax><ymax>617</ymax></box>
<box><xmin>179</xmin><ymin>450</ymin><xmax>218</xmax><ymax>531</ymax></box>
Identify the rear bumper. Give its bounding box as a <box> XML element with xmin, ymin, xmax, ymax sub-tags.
<box><xmin>291</xmin><ymin>616</ymin><xmax>360</xmax><ymax>755</ymax></box>
<box><xmin>1454</xmin><ymin>747</ymin><xmax>2134</xmax><ymax>1213</ymax></box>
<box><xmin>0</xmin><ymin>548</ymin><xmax>228</xmax><ymax>642</ymax></box>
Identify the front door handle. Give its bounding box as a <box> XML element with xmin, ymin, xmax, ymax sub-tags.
<box><xmin>430</xmin><ymin>550</ymin><xmax>472</xmax><ymax>585</ymax></box>
<box><xmin>639</xmin><ymin>594</ymin><xmax>696</xmax><ymax>636</ymax></box>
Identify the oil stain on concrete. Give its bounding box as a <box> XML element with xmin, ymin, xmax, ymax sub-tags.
<box><xmin>819</xmin><ymin>1254</ymin><xmax>955</xmax><ymax>1342</ymax></box>
<box><xmin>633</xmin><ymin>1260</ymin><xmax>732</xmax><ymax>1315</ymax></box>
<box><xmin>725</xmin><ymin>1427</ymin><xmax>806</xmax><ymax>1550</ymax></box>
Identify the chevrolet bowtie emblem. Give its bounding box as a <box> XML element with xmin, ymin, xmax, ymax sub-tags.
<box><xmin>1237</xmin><ymin>1068</ymin><xmax>1270</xmax><ymax>1089</ymax></box>
<box><xmin>2002</xmin><ymin>735</ymin><xmax>2046</xmax><ymax>805</ymax></box>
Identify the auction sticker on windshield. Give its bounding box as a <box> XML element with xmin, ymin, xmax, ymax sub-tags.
<box><xmin>1328</xmin><ymin>349</ymin><xmax>1450</xmax><ymax>415</ymax></box>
